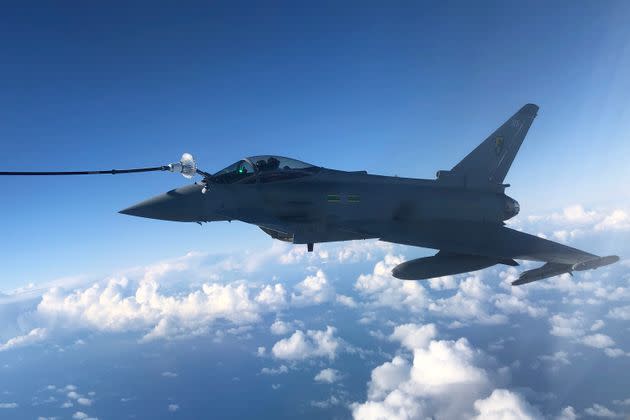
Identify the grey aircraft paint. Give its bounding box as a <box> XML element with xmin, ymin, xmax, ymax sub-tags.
<box><xmin>120</xmin><ymin>104</ymin><xmax>619</xmax><ymax>285</ymax></box>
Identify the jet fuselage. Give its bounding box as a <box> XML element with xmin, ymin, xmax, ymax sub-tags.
<box><xmin>123</xmin><ymin>170</ymin><xmax>519</xmax><ymax>247</ymax></box>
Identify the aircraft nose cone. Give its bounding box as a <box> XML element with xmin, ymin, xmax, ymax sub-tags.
<box><xmin>120</xmin><ymin>184</ymin><xmax>204</xmax><ymax>222</ymax></box>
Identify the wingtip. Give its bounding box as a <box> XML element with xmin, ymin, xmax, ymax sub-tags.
<box><xmin>572</xmin><ymin>255</ymin><xmax>620</xmax><ymax>271</ymax></box>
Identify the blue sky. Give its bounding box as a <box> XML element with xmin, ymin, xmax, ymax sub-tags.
<box><xmin>1</xmin><ymin>2</ymin><xmax>630</xmax><ymax>419</ymax></box>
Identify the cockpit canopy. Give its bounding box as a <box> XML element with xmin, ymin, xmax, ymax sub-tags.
<box><xmin>211</xmin><ymin>155</ymin><xmax>320</xmax><ymax>184</ymax></box>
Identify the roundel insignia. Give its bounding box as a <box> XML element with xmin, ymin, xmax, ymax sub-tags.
<box><xmin>494</xmin><ymin>136</ymin><xmax>504</xmax><ymax>156</ymax></box>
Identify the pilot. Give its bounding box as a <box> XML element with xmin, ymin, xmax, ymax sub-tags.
<box><xmin>256</xmin><ymin>159</ymin><xmax>268</xmax><ymax>171</ymax></box>
<box><xmin>267</xmin><ymin>157</ymin><xmax>280</xmax><ymax>170</ymax></box>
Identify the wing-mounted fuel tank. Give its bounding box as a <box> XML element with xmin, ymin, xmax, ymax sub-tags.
<box><xmin>392</xmin><ymin>252</ymin><xmax>518</xmax><ymax>280</ymax></box>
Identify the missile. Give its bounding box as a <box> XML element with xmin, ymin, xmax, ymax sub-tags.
<box><xmin>513</xmin><ymin>255</ymin><xmax>620</xmax><ymax>286</ymax></box>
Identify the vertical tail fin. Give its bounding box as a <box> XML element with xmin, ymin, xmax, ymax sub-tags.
<box><xmin>451</xmin><ymin>103</ymin><xmax>538</xmax><ymax>185</ymax></box>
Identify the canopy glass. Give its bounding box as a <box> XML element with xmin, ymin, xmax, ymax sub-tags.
<box><xmin>211</xmin><ymin>156</ymin><xmax>319</xmax><ymax>184</ymax></box>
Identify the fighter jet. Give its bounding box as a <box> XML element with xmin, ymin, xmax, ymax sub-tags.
<box><xmin>117</xmin><ymin>104</ymin><xmax>618</xmax><ymax>285</ymax></box>
<box><xmin>1</xmin><ymin>104</ymin><xmax>619</xmax><ymax>285</ymax></box>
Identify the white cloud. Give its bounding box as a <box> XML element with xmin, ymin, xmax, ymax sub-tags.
<box><xmin>389</xmin><ymin>323</ymin><xmax>437</xmax><ymax>351</ymax></box>
<box><xmin>531</xmin><ymin>273</ymin><xmax>596</xmax><ymax>296</ymax></box>
<box><xmin>291</xmin><ymin>270</ymin><xmax>335</xmax><ymax>306</ymax></box>
<box><xmin>0</xmin><ymin>403</ymin><xmax>18</xmax><ymax>408</ymax></box>
<box><xmin>272</xmin><ymin>326</ymin><xmax>340</xmax><ymax>361</ymax></box>
<box><xmin>591</xmin><ymin>320</ymin><xmax>606</xmax><ymax>331</ymax></box>
<box><xmin>272</xmin><ymin>330</ymin><xmax>311</xmax><ymax>360</ymax></box>
<box><xmin>549</xmin><ymin>314</ymin><xmax>624</xmax><ymax>356</ymax></box>
<box><xmin>363</xmin><ymin>263</ymin><xmax>538</xmax><ymax>330</ymax></box>
<box><xmin>555</xmin><ymin>406</ymin><xmax>577</xmax><ymax>420</ymax></box>
<box><xmin>427</xmin><ymin>276</ymin><xmax>458</xmax><ymax>290</ymax></box>
<box><xmin>429</xmin><ymin>275</ymin><xmax>508</xmax><ymax>325</ymax></box>
<box><xmin>355</xmin><ymin>254</ymin><xmax>428</xmax><ymax>313</ymax></box>
<box><xmin>1</xmin><ymin>251</ymin><xmax>330</xmax><ymax>347</ymax></box>
<box><xmin>36</xmin><ymin>273</ymin><xmax>291</xmax><ymax>342</ymax></box>
<box><xmin>492</xmin><ymin>294</ymin><xmax>547</xmax><ymax>318</ymax></box>
<box><xmin>552</xmin><ymin>230</ymin><xmax>581</xmax><ymax>243</ymax></box>
<box><xmin>161</xmin><ymin>371</ymin><xmax>178</xmax><ymax>378</ymax></box>
<box><xmin>585</xmin><ymin>403</ymin><xmax>618</xmax><ymax>418</ymax></box>
<box><xmin>275</xmin><ymin>242</ymin><xmax>333</xmax><ymax>265</ymax></box>
<box><xmin>270</xmin><ymin>320</ymin><xmax>293</xmax><ymax>335</ymax></box>
<box><xmin>409</xmin><ymin>338</ymin><xmax>488</xmax><ymax>391</ymax></box>
<box><xmin>311</xmin><ymin>395</ymin><xmax>343</xmax><ymax>408</ymax></box>
<box><xmin>594</xmin><ymin>209</ymin><xmax>630</xmax><ymax>231</ymax></box>
<box><xmin>472</xmin><ymin>389</ymin><xmax>542</xmax><ymax>419</ymax></box>
<box><xmin>528</xmin><ymin>204</ymin><xmax>596</xmax><ymax>226</ymax></box>
<box><xmin>365</xmin><ymin>355</ymin><xmax>411</xmax><ymax>401</ymax></box>
<box><xmin>276</xmin><ymin>240</ymin><xmax>391</xmax><ymax>266</ymax></box>
<box><xmin>353</xmin><ymin>387</ymin><xmax>426</xmax><ymax>419</ymax></box>
<box><xmin>336</xmin><ymin>294</ymin><xmax>358</xmax><ymax>308</ymax></box>
<box><xmin>77</xmin><ymin>398</ymin><xmax>92</xmax><ymax>406</ymax></box>
<box><xmin>597</xmin><ymin>287</ymin><xmax>630</xmax><ymax>302</ymax></box>
<box><xmin>580</xmin><ymin>334</ymin><xmax>615</xmax><ymax>349</ymax></box>
<box><xmin>538</xmin><ymin>351</ymin><xmax>571</xmax><ymax>367</ymax></box>
<box><xmin>336</xmin><ymin>240</ymin><xmax>392</xmax><ymax>263</ymax></box>
<box><xmin>560</xmin><ymin>205</ymin><xmax>598</xmax><ymax>224</ymax></box>
<box><xmin>0</xmin><ymin>328</ymin><xmax>47</xmax><ymax>352</ymax></box>
<box><xmin>520</xmin><ymin>205</ymin><xmax>630</xmax><ymax>239</ymax></box>
<box><xmin>352</xmin><ymin>323</ymin><xmax>517</xmax><ymax>420</ymax></box>
<box><xmin>260</xmin><ymin>365</ymin><xmax>289</xmax><ymax>375</ymax></box>
<box><xmin>604</xmin><ymin>348</ymin><xmax>629</xmax><ymax>358</ymax></box>
<box><xmin>314</xmin><ymin>368</ymin><xmax>341</xmax><ymax>384</ymax></box>
<box><xmin>278</xmin><ymin>245</ymin><xmax>311</xmax><ymax>265</ymax></box>
<box><xmin>168</xmin><ymin>404</ymin><xmax>179</xmax><ymax>412</ymax></box>
<box><xmin>549</xmin><ymin>314</ymin><xmax>584</xmax><ymax>338</ymax></box>
<box><xmin>608</xmin><ymin>305</ymin><xmax>630</xmax><ymax>320</ymax></box>
<box><xmin>276</xmin><ymin>240</ymin><xmax>392</xmax><ymax>266</ymax></box>
<box><xmin>254</xmin><ymin>284</ymin><xmax>287</xmax><ymax>311</ymax></box>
